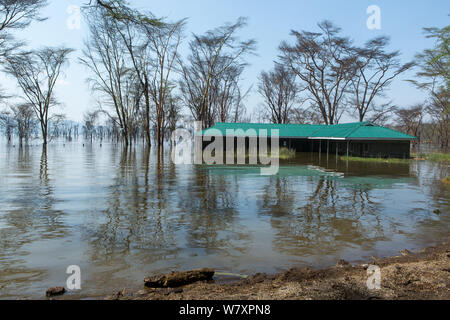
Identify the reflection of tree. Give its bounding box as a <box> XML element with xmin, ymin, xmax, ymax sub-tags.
<box><xmin>258</xmin><ymin>177</ymin><xmax>386</xmax><ymax>256</ymax></box>
<box><xmin>406</xmin><ymin>161</ymin><xmax>450</xmax><ymax>244</ymax></box>
<box><xmin>83</xmin><ymin>147</ymin><xmax>179</xmax><ymax>264</ymax></box>
<box><xmin>0</xmin><ymin>146</ymin><xmax>67</xmax><ymax>297</ymax></box>
<box><xmin>260</xmin><ymin>177</ymin><xmax>295</xmax><ymax>216</ymax></box>
<box><xmin>177</xmin><ymin>166</ymin><xmax>251</xmax><ymax>254</ymax></box>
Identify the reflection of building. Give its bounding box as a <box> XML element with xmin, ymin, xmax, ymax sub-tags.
<box><xmin>200</xmin><ymin>122</ymin><xmax>416</xmax><ymax>159</ymax></box>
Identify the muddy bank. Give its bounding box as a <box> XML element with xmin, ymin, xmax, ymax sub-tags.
<box><xmin>107</xmin><ymin>239</ymin><xmax>450</xmax><ymax>300</ymax></box>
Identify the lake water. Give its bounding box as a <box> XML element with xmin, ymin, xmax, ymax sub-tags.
<box><xmin>0</xmin><ymin>140</ymin><xmax>449</xmax><ymax>299</ymax></box>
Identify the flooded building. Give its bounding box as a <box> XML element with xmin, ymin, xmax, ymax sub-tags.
<box><xmin>200</xmin><ymin>122</ymin><xmax>417</xmax><ymax>159</ymax></box>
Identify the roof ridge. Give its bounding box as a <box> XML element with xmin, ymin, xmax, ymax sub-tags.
<box><xmin>376</xmin><ymin>124</ymin><xmax>417</xmax><ymax>138</ymax></box>
<box><xmin>345</xmin><ymin>122</ymin><xmax>370</xmax><ymax>137</ymax></box>
<box><xmin>214</xmin><ymin>122</ymin><xmax>322</xmax><ymax>126</ymax></box>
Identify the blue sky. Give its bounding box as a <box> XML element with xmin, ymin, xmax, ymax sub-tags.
<box><xmin>2</xmin><ymin>0</ymin><xmax>449</xmax><ymax>122</ymax></box>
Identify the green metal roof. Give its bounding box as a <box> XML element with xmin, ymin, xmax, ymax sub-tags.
<box><xmin>200</xmin><ymin>122</ymin><xmax>416</xmax><ymax>140</ymax></box>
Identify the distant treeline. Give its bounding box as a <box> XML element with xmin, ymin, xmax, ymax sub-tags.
<box><xmin>0</xmin><ymin>1</ymin><xmax>448</xmax><ymax>150</ymax></box>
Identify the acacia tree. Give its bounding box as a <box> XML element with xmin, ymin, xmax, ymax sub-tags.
<box><xmin>209</xmin><ymin>59</ymin><xmax>249</xmax><ymax>123</ymax></box>
<box><xmin>164</xmin><ymin>89</ymin><xmax>182</xmax><ymax>146</ymax></box>
<box><xmin>4</xmin><ymin>47</ymin><xmax>73</xmax><ymax>146</ymax></box>
<box><xmin>0</xmin><ymin>0</ymin><xmax>48</xmax><ymax>104</ymax></box>
<box><xmin>179</xmin><ymin>17</ymin><xmax>256</xmax><ymax>128</ymax></box>
<box><xmin>409</xmin><ymin>26</ymin><xmax>449</xmax><ymax>149</ymax></box>
<box><xmin>258</xmin><ymin>63</ymin><xmax>301</xmax><ymax>124</ymax></box>
<box><xmin>11</xmin><ymin>103</ymin><xmax>36</xmax><ymax>143</ymax></box>
<box><xmin>0</xmin><ymin>110</ymin><xmax>14</xmax><ymax>140</ymax></box>
<box><xmin>351</xmin><ymin>36</ymin><xmax>414</xmax><ymax>122</ymax></box>
<box><xmin>80</xmin><ymin>9</ymin><xmax>141</xmax><ymax>146</ymax></box>
<box><xmin>83</xmin><ymin>110</ymin><xmax>98</xmax><ymax>141</ymax></box>
<box><xmin>110</xmin><ymin>14</ymin><xmax>183</xmax><ymax>148</ymax></box>
<box><xmin>395</xmin><ymin>105</ymin><xmax>423</xmax><ymax>144</ymax></box>
<box><xmin>426</xmin><ymin>87</ymin><xmax>449</xmax><ymax>148</ymax></box>
<box><xmin>290</xmin><ymin>108</ymin><xmax>324</xmax><ymax>124</ymax></box>
<box><xmin>85</xmin><ymin>0</ymin><xmax>164</xmax><ymax>147</ymax></box>
<box><xmin>146</xmin><ymin>20</ymin><xmax>185</xmax><ymax>148</ymax></box>
<box><xmin>279</xmin><ymin>21</ymin><xmax>356</xmax><ymax>125</ymax></box>
<box><xmin>0</xmin><ymin>0</ymin><xmax>48</xmax><ymax>57</ymax></box>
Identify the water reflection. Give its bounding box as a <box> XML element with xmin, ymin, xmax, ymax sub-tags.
<box><xmin>0</xmin><ymin>145</ymin><xmax>70</xmax><ymax>298</ymax></box>
<box><xmin>259</xmin><ymin>177</ymin><xmax>386</xmax><ymax>256</ymax></box>
<box><xmin>0</xmin><ymin>141</ymin><xmax>448</xmax><ymax>298</ymax></box>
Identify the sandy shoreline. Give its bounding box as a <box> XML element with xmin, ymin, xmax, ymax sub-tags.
<box><xmin>99</xmin><ymin>238</ymin><xmax>450</xmax><ymax>300</ymax></box>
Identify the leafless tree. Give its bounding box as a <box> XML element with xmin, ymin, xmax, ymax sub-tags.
<box><xmin>146</xmin><ymin>19</ymin><xmax>185</xmax><ymax>148</ymax></box>
<box><xmin>279</xmin><ymin>21</ymin><xmax>356</xmax><ymax>125</ymax></box>
<box><xmin>290</xmin><ymin>108</ymin><xmax>325</xmax><ymax>124</ymax></box>
<box><xmin>164</xmin><ymin>90</ymin><xmax>182</xmax><ymax>145</ymax></box>
<box><xmin>366</xmin><ymin>102</ymin><xmax>397</xmax><ymax>126</ymax></box>
<box><xmin>80</xmin><ymin>9</ymin><xmax>141</xmax><ymax>146</ymax></box>
<box><xmin>85</xmin><ymin>1</ymin><xmax>165</xmax><ymax>147</ymax></box>
<box><xmin>350</xmin><ymin>36</ymin><xmax>414</xmax><ymax>122</ymax></box>
<box><xmin>10</xmin><ymin>103</ymin><xmax>36</xmax><ymax>143</ymax></box>
<box><xmin>395</xmin><ymin>105</ymin><xmax>423</xmax><ymax>144</ymax></box>
<box><xmin>210</xmin><ymin>61</ymin><xmax>249</xmax><ymax>123</ymax></box>
<box><xmin>179</xmin><ymin>17</ymin><xmax>256</xmax><ymax>128</ymax></box>
<box><xmin>0</xmin><ymin>110</ymin><xmax>15</xmax><ymax>141</ymax></box>
<box><xmin>83</xmin><ymin>110</ymin><xmax>98</xmax><ymax>141</ymax></box>
<box><xmin>426</xmin><ymin>87</ymin><xmax>449</xmax><ymax>148</ymax></box>
<box><xmin>4</xmin><ymin>46</ymin><xmax>73</xmax><ymax>146</ymax></box>
<box><xmin>258</xmin><ymin>63</ymin><xmax>301</xmax><ymax>124</ymax></box>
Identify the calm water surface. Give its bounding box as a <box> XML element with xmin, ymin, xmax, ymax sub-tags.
<box><xmin>0</xmin><ymin>140</ymin><xmax>449</xmax><ymax>299</ymax></box>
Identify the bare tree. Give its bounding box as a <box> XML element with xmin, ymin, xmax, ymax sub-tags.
<box><xmin>290</xmin><ymin>108</ymin><xmax>324</xmax><ymax>124</ymax></box>
<box><xmin>0</xmin><ymin>110</ymin><xmax>15</xmax><ymax>141</ymax></box>
<box><xmin>351</xmin><ymin>36</ymin><xmax>414</xmax><ymax>122</ymax></box>
<box><xmin>279</xmin><ymin>21</ymin><xmax>356</xmax><ymax>125</ymax></box>
<box><xmin>10</xmin><ymin>103</ymin><xmax>36</xmax><ymax>143</ymax></box>
<box><xmin>426</xmin><ymin>87</ymin><xmax>449</xmax><ymax>148</ymax></box>
<box><xmin>395</xmin><ymin>105</ymin><xmax>423</xmax><ymax>144</ymax></box>
<box><xmin>146</xmin><ymin>19</ymin><xmax>185</xmax><ymax>148</ymax></box>
<box><xmin>179</xmin><ymin>17</ymin><xmax>256</xmax><ymax>128</ymax></box>
<box><xmin>164</xmin><ymin>90</ymin><xmax>182</xmax><ymax>145</ymax></box>
<box><xmin>85</xmin><ymin>0</ymin><xmax>164</xmax><ymax>146</ymax></box>
<box><xmin>83</xmin><ymin>110</ymin><xmax>98</xmax><ymax>141</ymax></box>
<box><xmin>80</xmin><ymin>9</ymin><xmax>140</xmax><ymax>146</ymax></box>
<box><xmin>4</xmin><ymin>47</ymin><xmax>73</xmax><ymax>146</ymax></box>
<box><xmin>210</xmin><ymin>60</ymin><xmax>249</xmax><ymax>123</ymax></box>
<box><xmin>366</xmin><ymin>102</ymin><xmax>397</xmax><ymax>126</ymax></box>
<box><xmin>258</xmin><ymin>63</ymin><xmax>300</xmax><ymax>124</ymax></box>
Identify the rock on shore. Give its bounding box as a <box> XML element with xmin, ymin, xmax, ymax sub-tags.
<box><xmin>144</xmin><ymin>268</ymin><xmax>215</xmax><ymax>288</ymax></box>
<box><xmin>46</xmin><ymin>287</ymin><xmax>66</xmax><ymax>297</ymax></box>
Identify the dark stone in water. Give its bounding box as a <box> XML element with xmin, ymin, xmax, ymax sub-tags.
<box><xmin>336</xmin><ymin>259</ymin><xmax>351</xmax><ymax>267</ymax></box>
<box><xmin>46</xmin><ymin>287</ymin><xmax>66</xmax><ymax>297</ymax></box>
<box><xmin>144</xmin><ymin>268</ymin><xmax>215</xmax><ymax>288</ymax></box>
<box><xmin>433</xmin><ymin>209</ymin><xmax>441</xmax><ymax>215</ymax></box>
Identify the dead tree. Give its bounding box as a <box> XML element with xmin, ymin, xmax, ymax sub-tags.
<box><xmin>258</xmin><ymin>63</ymin><xmax>301</xmax><ymax>124</ymax></box>
<box><xmin>395</xmin><ymin>105</ymin><xmax>423</xmax><ymax>145</ymax></box>
<box><xmin>80</xmin><ymin>9</ymin><xmax>141</xmax><ymax>146</ymax></box>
